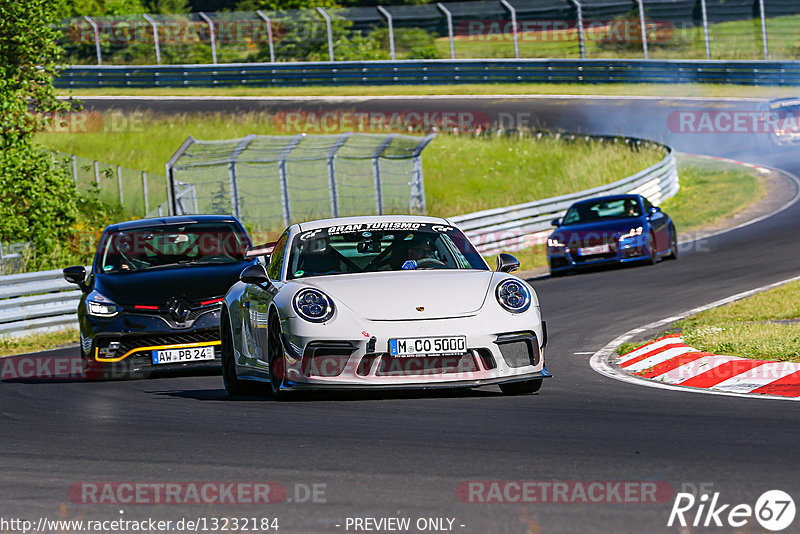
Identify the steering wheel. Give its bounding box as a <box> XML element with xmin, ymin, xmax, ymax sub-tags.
<box><xmin>415</xmin><ymin>258</ymin><xmax>446</xmax><ymax>269</ymax></box>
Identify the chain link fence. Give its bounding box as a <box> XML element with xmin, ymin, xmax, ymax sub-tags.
<box><xmin>166</xmin><ymin>133</ymin><xmax>436</xmax><ymax>231</ymax></box>
<box><xmin>57</xmin><ymin>0</ymin><xmax>800</xmax><ymax>66</ymax></box>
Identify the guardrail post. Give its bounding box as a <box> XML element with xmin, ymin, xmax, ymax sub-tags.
<box><xmin>635</xmin><ymin>0</ymin><xmax>648</xmax><ymax>59</ymax></box>
<box><xmin>499</xmin><ymin>0</ymin><xmax>519</xmax><ymax>59</ymax></box>
<box><xmin>71</xmin><ymin>154</ymin><xmax>78</xmax><ymax>186</ymax></box>
<box><xmin>699</xmin><ymin>0</ymin><xmax>710</xmax><ymax>59</ymax></box>
<box><xmin>199</xmin><ymin>12</ymin><xmax>217</xmax><ymax>65</ymax></box>
<box><xmin>326</xmin><ymin>133</ymin><xmax>351</xmax><ymax>218</ymax></box>
<box><xmin>84</xmin><ymin>16</ymin><xmax>102</xmax><ymax>65</ymax></box>
<box><xmin>437</xmin><ymin>3</ymin><xmax>455</xmax><ymax>59</ymax></box>
<box><xmin>142</xmin><ymin>171</ymin><xmax>149</xmax><ymax>214</ymax></box>
<box><xmin>569</xmin><ymin>0</ymin><xmax>586</xmax><ymax>59</ymax></box>
<box><xmin>372</xmin><ymin>134</ymin><xmax>396</xmax><ymax>215</ymax></box>
<box><xmin>278</xmin><ymin>134</ymin><xmax>305</xmax><ymax>226</ymax></box>
<box><xmin>317</xmin><ymin>7</ymin><xmax>335</xmax><ymax>62</ymax></box>
<box><xmin>93</xmin><ymin>160</ymin><xmax>100</xmax><ymax>188</ymax></box>
<box><xmin>376</xmin><ymin>6</ymin><xmax>396</xmax><ymax>61</ymax></box>
<box><xmin>143</xmin><ymin>14</ymin><xmax>161</xmax><ymax>65</ymax></box>
<box><xmin>117</xmin><ymin>165</ymin><xmax>124</xmax><ymax>205</ymax></box>
<box><xmin>255</xmin><ymin>10</ymin><xmax>276</xmax><ymax>63</ymax></box>
<box><xmin>757</xmin><ymin>0</ymin><xmax>769</xmax><ymax>60</ymax></box>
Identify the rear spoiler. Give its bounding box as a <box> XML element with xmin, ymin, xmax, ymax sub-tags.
<box><xmin>245</xmin><ymin>241</ymin><xmax>277</xmax><ymax>259</ymax></box>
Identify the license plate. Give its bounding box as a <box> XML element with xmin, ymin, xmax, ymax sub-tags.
<box><xmin>152</xmin><ymin>346</ymin><xmax>215</xmax><ymax>364</ymax></box>
<box><xmin>389</xmin><ymin>336</ymin><xmax>467</xmax><ymax>357</ymax></box>
<box><xmin>578</xmin><ymin>244</ymin><xmax>611</xmax><ymax>256</ymax></box>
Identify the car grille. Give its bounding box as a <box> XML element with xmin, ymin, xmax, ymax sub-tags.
<box><xmin>96</xmin><ymin>330</ymin><xmax>219</xmax><ymax>360</ymax></box>
<box><xmin>375</xmin><ymin>353</ymin><xmax>479</xmax><ymax>376</ymax></box>
<box><xmin>124</xmin><ymin>302</ymin><xmax>221</xmax><ymax>328</ymax></box>
<box><xmin>495</xmin><ymin>332</ymin><xmax>540</xmax><ymax>368</ymax></box>
<box><xmin>301</xmin><ymin>342</ymin><xmax>356</xmax><ymax>377</ymax></box>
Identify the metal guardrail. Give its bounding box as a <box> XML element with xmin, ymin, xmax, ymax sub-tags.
<box><xmin>0</xmin><ymin>269</ymin><xmax>87</xmax><ymax>338</ymax></box>
<box><xmin>55</xmin><ymin>58</ymin><xmax>800</xmax><ymax>88</ymax></box>
<box><xmin>451</xmin><ymin>137</ymin><xmax>678</xmax><ymax>253</ymax></box>
<box><xmin>0</xmin><ymin>136</ymin><xmax>674</xmax><ymax>338</ymax></box>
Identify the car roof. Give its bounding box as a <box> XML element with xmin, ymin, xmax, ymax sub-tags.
<box><xmin>296</xmin><ymin>215</ymin><xmax>452</xmax><ymax>232</ymax></box>
<box><xmin>571</xmin><ymin>194</ymin><xmax>641</xmax><ymax>206</ymax></box>
<box><xmin>104</xmin><ymin>215</ymin><xmax>242</xmax><ymax>232</ymax></box>
<box><xmin>768</xmin><ymin>97</ymin><xmax>800</xmax><ymax>107</ymax></box>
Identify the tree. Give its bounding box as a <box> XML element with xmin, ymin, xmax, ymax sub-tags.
<box><xmin>0</xmin><ymin>0</ymin><xmax>81</xmax><ymax>257</ymax></box>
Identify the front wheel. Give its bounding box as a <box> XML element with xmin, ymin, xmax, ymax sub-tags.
<box><xmin>500</xmin><ymin>378</ymin><xmax>543</xmax><ymax>395</ymax></box>
<box><xmin>221</xmin><ymin>314</ymin><xmax>253</xmax><ymax>396</ymax></box>
<box><xmin>666</xmin><ymin>225</ymin><xmax>678</xmax><ymax>260</ymax></box>
<box><xmin>646</xmin><ymin>232</ymin><xmax>658</xmax><ymax>265</ymax></box>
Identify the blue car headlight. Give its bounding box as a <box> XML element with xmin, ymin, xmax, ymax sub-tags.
<box><xmin>496</xmin><ymin>279</ymin><xmax>531</xmax><ymax>314</ymax></box>
<box><xmin>293</xmin><ymin>288</ymin><xmax>335</xmax><ymax>323</ymax></box>
<box><xmin>86</xmin><ymin>290</ymin><xmax>121</xmax><ymax>317</ymax></box>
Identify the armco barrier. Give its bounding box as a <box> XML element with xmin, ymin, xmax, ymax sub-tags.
<box><xmin>56</xmin><ymin>59</ymin><xmax>800</xmax><ymax>88</ymax></box>
<box><xmin>451</xmin><ymin>138</ymin><xmax>678</xmax><ymax>254</ymax></box>
<box><xmin>0</xmin><ymin>136</ymin><xmax>675</xmax><ymax>338</ymax></box>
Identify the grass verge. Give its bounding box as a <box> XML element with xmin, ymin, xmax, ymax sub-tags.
<box><xmin>0</xmin><ymin>329</ymin><xmax>79</xmax><ymax>358</ymax></box>
<box><xmin>617</xmin><ymin>280</ymin><xmax>800</xmax><ymax>362</ymax></box>
<box><xmin>59</xmin><ymin>83</ymin><xmax>797</xmax><ymax>99</ymax></box>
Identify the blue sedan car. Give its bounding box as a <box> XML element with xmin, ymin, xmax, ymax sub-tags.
<box><xmin>546</xmin><ymin>194</ymin><xmax>678</xmax><ymax>276</ymax></box>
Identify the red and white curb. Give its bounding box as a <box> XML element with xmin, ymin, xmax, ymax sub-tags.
<box><xmin>618</xmin><ymin>334</ymin><xmax>800</xmax><ymax>398</ymax></box>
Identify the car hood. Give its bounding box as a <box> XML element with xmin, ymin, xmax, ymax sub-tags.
<box><xmin>93</xmin><ymin>262</ymin><xmax>250</xmax><ymax>306</ymax></box>
<box><xmin>550</xmin><ymin>218</ymin><xmax>647</xmax><ymax>244</ymax></box>
<box><xmin>309</xmin><ymin>270</ymin><xmax>495</xmax><ymax>321</ymax></box>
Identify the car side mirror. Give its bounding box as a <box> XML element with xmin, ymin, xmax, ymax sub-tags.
<box><xmin>240</xmin><ymin>263</ymin><xmax>271</xmax><ymax>287</ymax></box>
<box><xmin>63</xmin><ymin>265</ymin><xmax>88</xmax><ymax>291</ymax></box>
<box><xmin>496</xmin><ymin>253</ymin><xmax>520</xmax><ymax>273</ymax></box>
<box><xmin>551</xmin><ymin>218</ymin><xmax>561</xmax><ymax>227</ymax></box>
<box><xmin>650</xmin><ymin>206</ymin><xmax>661</xmax><ymax>214</ymax></box>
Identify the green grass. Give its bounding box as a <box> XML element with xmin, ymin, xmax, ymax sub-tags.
<box><xmin>59</xmin><ymin>83</ymin><xmax>800</xmax><ymax>99</ymax></box>
<box><xmin>0</xmin><ymin>329</ymin><xmax>79</xmax><ymax>358</ymax></box>
<box><xmin>36</xmin><ymin>111</ymin><xmax>663</xmax><ymax>223</ymax></box>
<box><xmin>510</xmin><ymin>153</ymin><xmax>765</xmax><ymax>271</ymax></box>
<box><xmin>436</xmin><ymin>15</ymin><xmax>800</xmax><ymax>61</ymax></box>
<box><xmin>619</xmin><ymin>280</ymin><xmax>800</xmax><ymax>362</ymax></box>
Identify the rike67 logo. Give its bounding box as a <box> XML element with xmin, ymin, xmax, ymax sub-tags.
<box><xmin>668</xmin><ymin>490</ymin><xmax>795</xmax><ymax>531</ymax></box>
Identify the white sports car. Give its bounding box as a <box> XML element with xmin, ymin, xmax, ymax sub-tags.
<box><xmin>220</xmin><ymin>215</ymin><xmax>550</xmax><ymax>397</ymax></box>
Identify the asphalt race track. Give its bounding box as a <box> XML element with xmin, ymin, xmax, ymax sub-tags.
<box><xmin>3</xmin><ymin>96</ymin><xmax>800</xmax><ymax>534</ymax></box>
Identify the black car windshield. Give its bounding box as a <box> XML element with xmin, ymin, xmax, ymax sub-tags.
<box><xmin>97</xmin><ymin>222</ymin><xmax>249</xmax><ymax>273</ymax></box>
<box><xmin>561</xmin><ymin>198</ymin><xmax>641</xmax><ymax>226</ymax></box>
<box><xmin>286</xmin><ymin>222</ymin><xmax>488</xmax><ymax>279</ymax></box>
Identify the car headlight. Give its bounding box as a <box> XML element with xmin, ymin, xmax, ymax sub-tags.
<box><xmin>619</xmin><ymin>226</ymin><xmax>644</xmax><ymax>240</ymax></box>
<box><xmin>496</xmin><ymin>279</ymin><xmax>531</xmax><ymax>314</ymax></box>
<box><xmin>86</xmin><ymin>290</ymin><xmax>121</xmax><ymax>317</ymax></box>
<box><xmin>293</xmin><ymin>288</ymin><xmax>335</xmax><ymax>323</ymax></box>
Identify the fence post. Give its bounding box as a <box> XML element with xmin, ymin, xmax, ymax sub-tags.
<box><xmin>71</xmin><ymin>154</ymin><xmax>78</xmax><ymax>186</ymax></box>
<box><xmin>316</xmin><ymin>7</ymin><xmax>335</xmax><ymax>62</ymax></box>
<box><xmin>166</xmin><ymin>136</ymin><xmax>196</xmax><ymax>216</ymax></box>
<box><xmin>757</xmin><ymin>0</ymin><xmax>769</xmax><ymax>60</ymax></box>
<box><xmin>278</xmin><ymin>134</ymin><xmax>305</xmax><ymax>226</ymax></box>
<box><xmin>499</xmin><ymin>0</ymin><xmax>519</xmax><ymax>59</ymax></box>
<box><xmin>199</xmin><ymin>12</ymin><xmax>218</xmax><ymax>64</ymax></box>
<box><xmin>326</xmin><ymin>133</ymin><xmax>351</xmax><ymax>218</ymax></box>
<box><xmin>636</xmin><ymin>0</ymin><xmax>648</xmax><ymax>59</ymax></box>
<box><xmin>227</xmin><ymin>135</ymin><xmax>256</xmax><ymax>218</ymax></box>
<box><xmin>372</xmin><ymin>134</ymin><xmax>396</xmax><ymax>215</ymax></box>
<box><xmin>570</xmin><ymin>0</ymin><xmax>586</xmax><ymax>59</ymax></box>
<box><xmin>255</xmin><ymin>10</ymin><xmax>276</xmax><ymax>63</ymax></box>
<box><xmin>410</xmin><ymin>133</ymin><xmax>437</xmax><ymax>214</ymax></box>
<box><xmin>699</xmin><ymin>0</ymin><xmax>710</xmax><ymax>59</ymax></box>
<box><xmin>143</xmin><ymin>14</ymin><xmax>161</xmax><ymax>65</ymax></box>
<box><xmin>376</xmin><ymin>6</ymin><xmax>396</xmax><ymax>61</ymax></box>
<box><xmin>117</xmin><ymin>165</ymin><xmax>124</xmax><ymax>205</ymax></box>
<box><xmin>142</xmin><ymin>171</ymin><xmax>149</xmax><ymax>214</ymax></box>
<box><xmin>437</xmin><ymin>3</ymin><xmax>455</xmax><ymax>59</ymax></box>
<box><xmin>93</xmin><ymin>160</ymin><xmax>100</xmax><ymax>188</ymax></box>
<box><xmin>84</xmin><ymin>16</ymin><xmax>102</xmax><ymax>66</ymax></box>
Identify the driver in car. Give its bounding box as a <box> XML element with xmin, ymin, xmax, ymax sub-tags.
<box><xmin>408</xmin><ymin>237</ymin><xmax>436</xmax><ymax>262</ymax></box>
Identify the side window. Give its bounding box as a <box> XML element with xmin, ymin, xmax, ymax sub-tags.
<box><xmin>267</xmin><ymin>232</ymin><xmax>289</xmax><ymax>281</ymax></box>
<box><xmin>641</xmin><ymin>197</ymin><xmax>654</xmax><ymax>213</ymax></box>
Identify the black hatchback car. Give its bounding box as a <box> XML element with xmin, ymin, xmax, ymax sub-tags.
<box><xmin>64</xmin><ymin>215</ymin><xmax>255</xmax><ymax>377</ymax></box>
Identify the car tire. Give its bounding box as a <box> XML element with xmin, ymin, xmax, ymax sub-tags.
<box><xmin>220</xmin><ymin>312</ymin><xmax>253</xmax><ymax>396</ymax></box>
<box><xmin>500</xmin><ymin>378</ymin><xmax>543</xmax><ymax>395</ymax></box>
<box><xmin>647</xmin><ymin>232</ymin><xmax>658</xmax><ymax>265</ymax></box>
<box><xmin>666</xmin><ymin>225</ymin><xmax>679</xmax><ymax>260</ymax></box>
<box><xmin>268</xmin><ymin>313</ymin><xmax>288</xmax><ymax>399</ymax></box>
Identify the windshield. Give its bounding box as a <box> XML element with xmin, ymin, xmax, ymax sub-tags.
<box><xmin>561</xmin><ymin>198</ymin><xmax>641</xmax><ymax>226</ymax></box>
<box><xmin>286</xmin><ymin>222</ymin><xmax>488</xmax><ymax>279</ymax></box>
<box><xmin>97</xmin><ymin>222</ymin><xmax>249</xmax><ymax>273</ymax></box>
